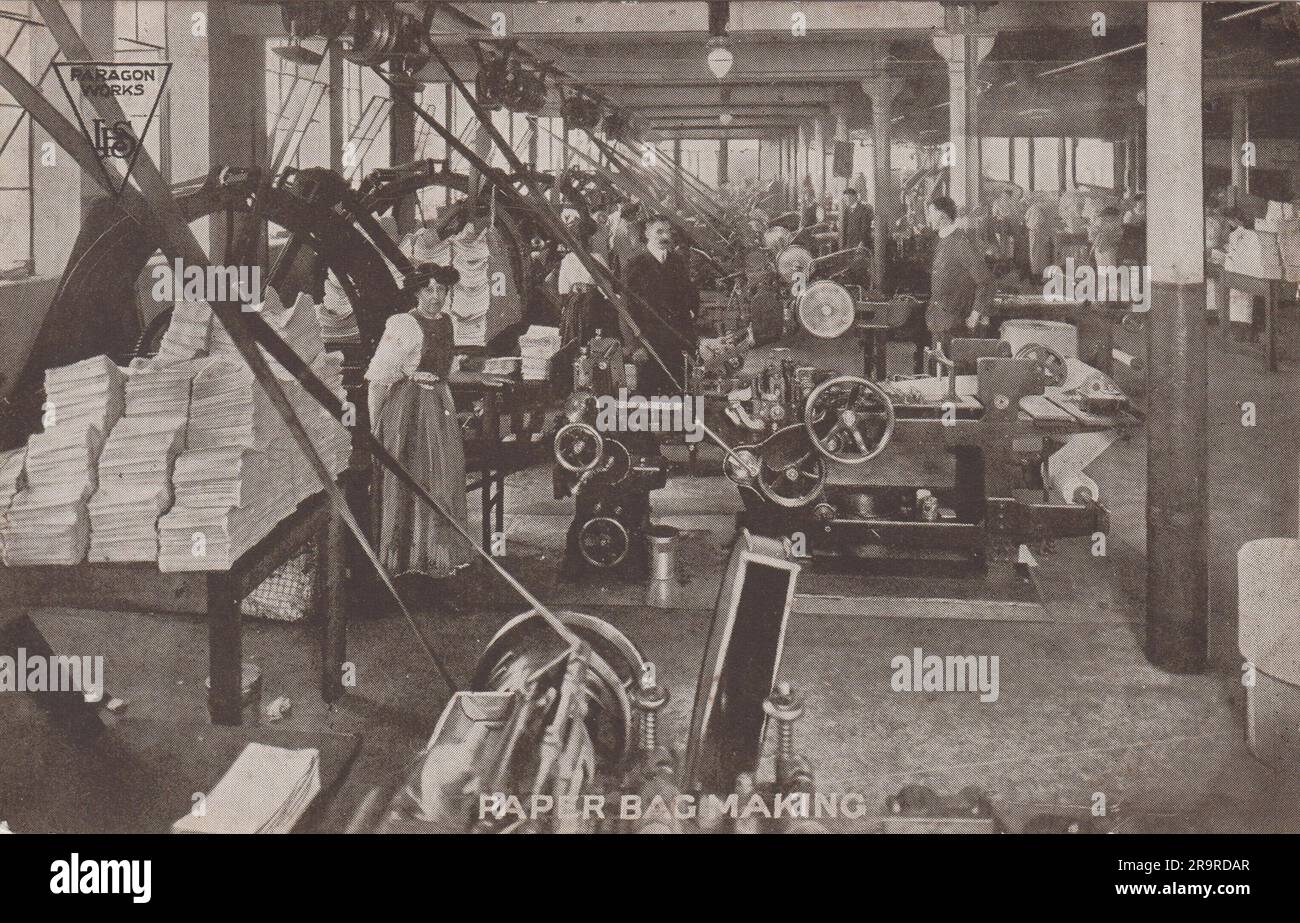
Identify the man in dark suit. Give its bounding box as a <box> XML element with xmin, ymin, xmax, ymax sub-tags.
<box><xmin>924</xmin><ymin>196</ymin><xmax>993</xmax><ymax>362</ymax></box>
<box><xmin>838</xmin><ymin>188</ymin><xmax>873</xmax><ymax>252</ymax></box>
<box><xmin>623</xmin><ymin>214</ymin><xmax>700</xmax><ymax>395</ymax></box>
<box><xmin>837</xmin><ymin>188</ymin><xmax>874</xmax><ymax>289</ymax></box>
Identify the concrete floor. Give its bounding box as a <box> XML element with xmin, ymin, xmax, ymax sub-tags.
<box><xmin>2</xmin><ymin>335</ymin><xmax>1298</xmax><ymax>833</ymax></box>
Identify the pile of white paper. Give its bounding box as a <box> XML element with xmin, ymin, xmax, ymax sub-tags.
<box><xmin>153</xmin><ymin>300</ymin><xmax>212</xmax><ymax>366</ymax></box>
<box><xmin>0</xmin><ymin>447</ymin><xmax>27</xmax><ymax>562</ymax></box>
<box><xmin>158</xmin><ymin>295</ymin><xmax>351</xmax><ymax>572</ymax></box>
<box><xmin>3</xmin><ymin>428</ymin><xmax>104</xmax><ymax>565</ymax></box>
<box><xmin>158</xmin><ymin>359</ymin><xmax>297</xmax><ymax>572</ymax></box>
<box><xmin>519</xmin><ymin>324</ymin><xmax>561</xmax><ymax>381</ymax></box>
<box><xmin>42</xmin><ymin>355</ymin><xmax>126</xmax><ymax>436</ymax></box>
<box><xmin>88</xmin><ymin>416</ymin><xmax>188</xmax><ymax>562</ymax></box>
<box><xmin>1</xmin><ymin>356</ymin><xmax>125</xmax><ymax>565</ymax></box>
<box><xmin>172</xmin><ymin>743</ymin><xmax>320</xmax><ymax>834</ymax></box>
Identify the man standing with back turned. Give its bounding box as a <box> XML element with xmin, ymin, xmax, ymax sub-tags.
<box><xmin>925</xmin><ymin>196</ymin><xmax>994</xmax><ymax>363</ymax></box>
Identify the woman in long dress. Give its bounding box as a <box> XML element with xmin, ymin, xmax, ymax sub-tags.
<box><xmin>366</xmin><ymin>262</ymin><xmax>473</xmax><ymax>579</ymax></box>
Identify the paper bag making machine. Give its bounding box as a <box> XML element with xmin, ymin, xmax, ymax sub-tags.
<box><xmin>551</xmin><ymin>265</ymin><xmax>1137</xmax><ymax>576</ymax></box>
<box><xmin>713</xmin><ymin>335</ymin><xmax>1134</xmax><ymax>572</ymax></box>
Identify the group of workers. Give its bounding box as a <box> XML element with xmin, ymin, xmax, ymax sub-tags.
<box><xmin>358</xmin><ymin>166</ymin><xmax>1153</xmax><ymax>593</ymax></box>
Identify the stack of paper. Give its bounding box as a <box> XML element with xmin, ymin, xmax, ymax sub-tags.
<box><xmin>278</xmin><ymin>350</ymin><xmax>352</xmax><ymax>502</ymax></box>
<box><xmin>0</xmin><ymin>447</ymin><xmax>26</xmax><ymax>563</ymax></box>
<box><xmin>172</xmin><ymin>743</ymin><xmax>320</xmax><ymax>834</ymax></box>
<box><xmin>208</xmin><ymin>290</ymin><xmax>328</xmax><ymax>382</ymax></box>
<box><xmin>1</xmin><ymin>355</ymin><xmax>125</xmax><ymax>566</ymax></box>
<box><xmin>124</xmin><ymin>362</ymin><xmax>199</xmax><ymax>418</ymax></box>
<box><xmin>153</xmin><ymin>300</ymin><xmax>212</xmax><ymax>366</ymax></box>
<box><xmin>88</xmin><ymin>415</ymin><xmax>187</xmax><ymax>561</ymax></box>
<box><xmin>182</xmin><ymin>359</ymin><xmax>279</xmax><ymax>452</ymax></box>
<box><xmin>317</xmin><ymin>272</ymin><xmax>360</xmax><ymax>342</ymax></box>
<box><xmin>159</xmin><ymin>360</ymin><xmax>296</xmax><ymax>571</ymax></box>
<box><xmin>1</xmin><ymin>426</ymin><xmax>106</xmax><ymax>565</ymax></box>
<box><xmin>207</xmin><ymin>288</ymin><xmax>281</xmax><ymax>364</ymax></box>
<box><xmin>519</xmin><ymin>324</ymin><xmax>562</xmax><ymax>381</ymax></box>
<box><xmin>42</xmin><ymin>355</ymin><xmax>125</xmax><ymax>436</ymax></box>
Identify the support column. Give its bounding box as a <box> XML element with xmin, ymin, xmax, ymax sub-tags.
<box><xmin>1146</xmin><ymin>1</ymin><xmax>1207</xmax><ymax>673</ymax></box>
<box><xmin>1230</xmin><ymin>92</ymin><xmax>1248</xmax><ymax>192</ymax></box>
<box><xmin>527</xmin><ymin>115</ymin><xmax>539</xmax><ymax>171</ymax></box>
<box><xmin>29</xmin><ymin>1</ymin><xmax>89</xmax><ymax>275</ymax></box>
<box><xmin>933</xmin><ymin>32</ymin><xmax>994</xmax><ymax>214</ymax></box>
<box><xmin>468</xmin><ymin>117</ymin><xmax>493</xmax><ymax>200</ymax></box>
<box><xmin>718</xmin><ymin>136</ymin><xmax>729</xmax><ymax>186</ymax></box>
<box><xmin>389</xmin><ymin>83</ymin><xmax>416</xmax><ymax>231</ymax></box>
<box><xmin>673</xmin><ymin>137</ymin><xmax>684</xmax><ymax>210</ymax></box>
<box><xmin>166</xmin><ymin>2</ymin><xmax>209</xmax><ymax>251</ymax></box>
<box><xmin>864</xmin><ymin>79</ymin><xmax>901</xmax><ymax>294</ymax></box>
<box><xmin>832</xmin><ymin>105</ymin><xmax>849</xmax><ymax>198</ymax></box>
<box><xmin>812</xmin><ymin>117</ymin><xmax>825</xmax><ymax>202</ymax></box>
<box><xmin>790</xmin><ymin>120</ymin><xmax>800</xmax><ymax>202</ymax></box>
<box><xmin>208</xmin><ymin>6</ymin><xmax>265</xmax><ymax>264</ymax></box>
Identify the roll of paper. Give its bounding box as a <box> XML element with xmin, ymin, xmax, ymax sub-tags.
<box><xmin>1000</xmin><ymin>319</ymin><xmax>1078</xmax><ymax>359</ymax></box>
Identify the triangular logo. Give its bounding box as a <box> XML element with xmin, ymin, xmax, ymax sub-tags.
<box><xmin>53</xmin><ymin>61</ymin><xmax>171</xmax><ymax>196</ymax></box>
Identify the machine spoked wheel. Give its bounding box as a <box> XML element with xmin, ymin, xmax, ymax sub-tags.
<box><xmin>804</xmin><ymin>375</ymin><xmax>895</xmax><ymax>465</ymax></box>
<box><xmin>1015</xmin><ymin>342</ymin><xmax>1067</xmax><ymax>386</ymax></box>
<box><xmin>578</xmin><ymin>516</ymin><xmax>630</xmax><ymax>568</ymax></box>
<box><xmin>756</xmin><ymin>452</ymin><xmax>827</xmax><ymax>508</ymax></box>
<box><xmin>554</xmin><ymin>422</ymin><xmax>603</xmax><ymax>472</ymax></box>
<box><xmin>473</xmin><ymin>610</ymin><xmax>647</xmax><ymax>768</ymax></box>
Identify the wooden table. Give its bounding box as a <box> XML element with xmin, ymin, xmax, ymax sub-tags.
<box><xmin>0</xmin><ymin>486</ymin><xmax>348</xmax><ymax>726</ymax></box>
<box><xmin>453</xmin><ymin>377</ymin><xmax>552</xmax><ymax>551</ymax></box>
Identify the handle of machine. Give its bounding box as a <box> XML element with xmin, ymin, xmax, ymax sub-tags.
<box><xmin>924</xmin><ymin>346</ymin><xmax>960</xmax><ymax>402</ymax></box>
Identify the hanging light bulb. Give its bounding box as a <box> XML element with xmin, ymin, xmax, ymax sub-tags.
<box><xmin>707</xmin><ymin>39</ymin><xmax>733</xmax><ymax>79</ymax></box>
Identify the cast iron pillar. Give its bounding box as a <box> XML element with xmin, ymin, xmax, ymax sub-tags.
<box><xmin>863</xmin><ymin>79</ymin><xmax>901</xmax><ymax>294</ymax></box>
<box><xmin>1145</xmin><ymin>1</ymin><xmax>1207</xmax><ymax>672</ymax></box>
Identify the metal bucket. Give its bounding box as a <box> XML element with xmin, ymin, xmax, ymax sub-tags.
<box><xmin>646</xmin><ymin>526</ymin><xmax>680</xmax><ymax>583</ymax></box>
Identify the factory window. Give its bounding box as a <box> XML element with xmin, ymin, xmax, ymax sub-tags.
<box><xmin>1013</xmin><ymin>137</ymin><xmax>1031</xmax><ymax>191</ymax></box>
<box><xmin>115</xmin><ymin>0</ymin><xmax>170</xmax><ymax>180</ymax></box>
<box><xmin>1074</xmin><ymin>138</ymin><xmax>1115</xmax><ymax>189</ymax></box>
<box><xmin>727</xmin><ymin>139</ymin><xmax>759</xmax><ymax>188</ymax></box>
<box><xmin>982</xmin><ymin>137</ymin><xmax>1011</xmax><ymax>183</ymax></box>
<box><xmin>1032</xmin><ymin>137</ymin><xmax>1062</xmax><ymax>191</ymax></box>
<box><xmin>679</xmin><ymin>139</ymin><xmax>719</xmax><ymax>188</ymax></box>
<box><xmin>0</xmin><ymin>0</ymin><xmax>33</xmax><ymax>278</ymax></box>
<box><xmin>266</xmin><ymin>38</ymin><xmax>330</xmax><ymax>171</ymax></box>
<box><xmin>413</xmin><ymin>83</ymin><xmax>451</xmax><ymax>212</ymax></box>
<box><xmin>338</xmin><ymin>59</ymin><xmax>390</xmax><ymax>179</ymax></box>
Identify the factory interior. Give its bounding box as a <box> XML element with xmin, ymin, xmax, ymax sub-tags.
<box><xmin>1</xmin><ymin>0</ymin><xmax>1299</xmax><ymax>836</ymax></box>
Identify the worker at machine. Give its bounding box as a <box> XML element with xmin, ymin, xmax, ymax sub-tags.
<box><xmin>925</xmin><ymin>195</ymin><xmax>994</xmax><ymax>360</ymax></box>
<box><xmin>558</xmin><ymin>218</ymin><xmax>620</xmax><ymax>350</ymax></box>
<box><xmin>366</xmin><ymin>258</ymin><xmax>473</xmax><ymax>585</ymax></box>
<box><xmin>837</xmin><ymin>187</ymin><xmax>874</xmax><ymax>290</ymax></box>
<box><xmin>608</xmin><ymin>199</ymin><xmax>645</xmax><ymax>280</ymax></box>
<box><xmin>1024</xmin><ymin>193</ymin><xmax>1061</xmax><ymax>279</ymax></box>
<box><xmin>838</xmin><ymin>187</ymin><xmax>873</xmax><ymax>251</ymax></box>
<box><xmin>624</xmin><ymin>213</ymin><xmax>700</xmax><ymax>394</ymax></box>
<box><xmin>1089</xmin><ymin>205</ymin><xmax>1125</xmax><ymax>268</ymax></box>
